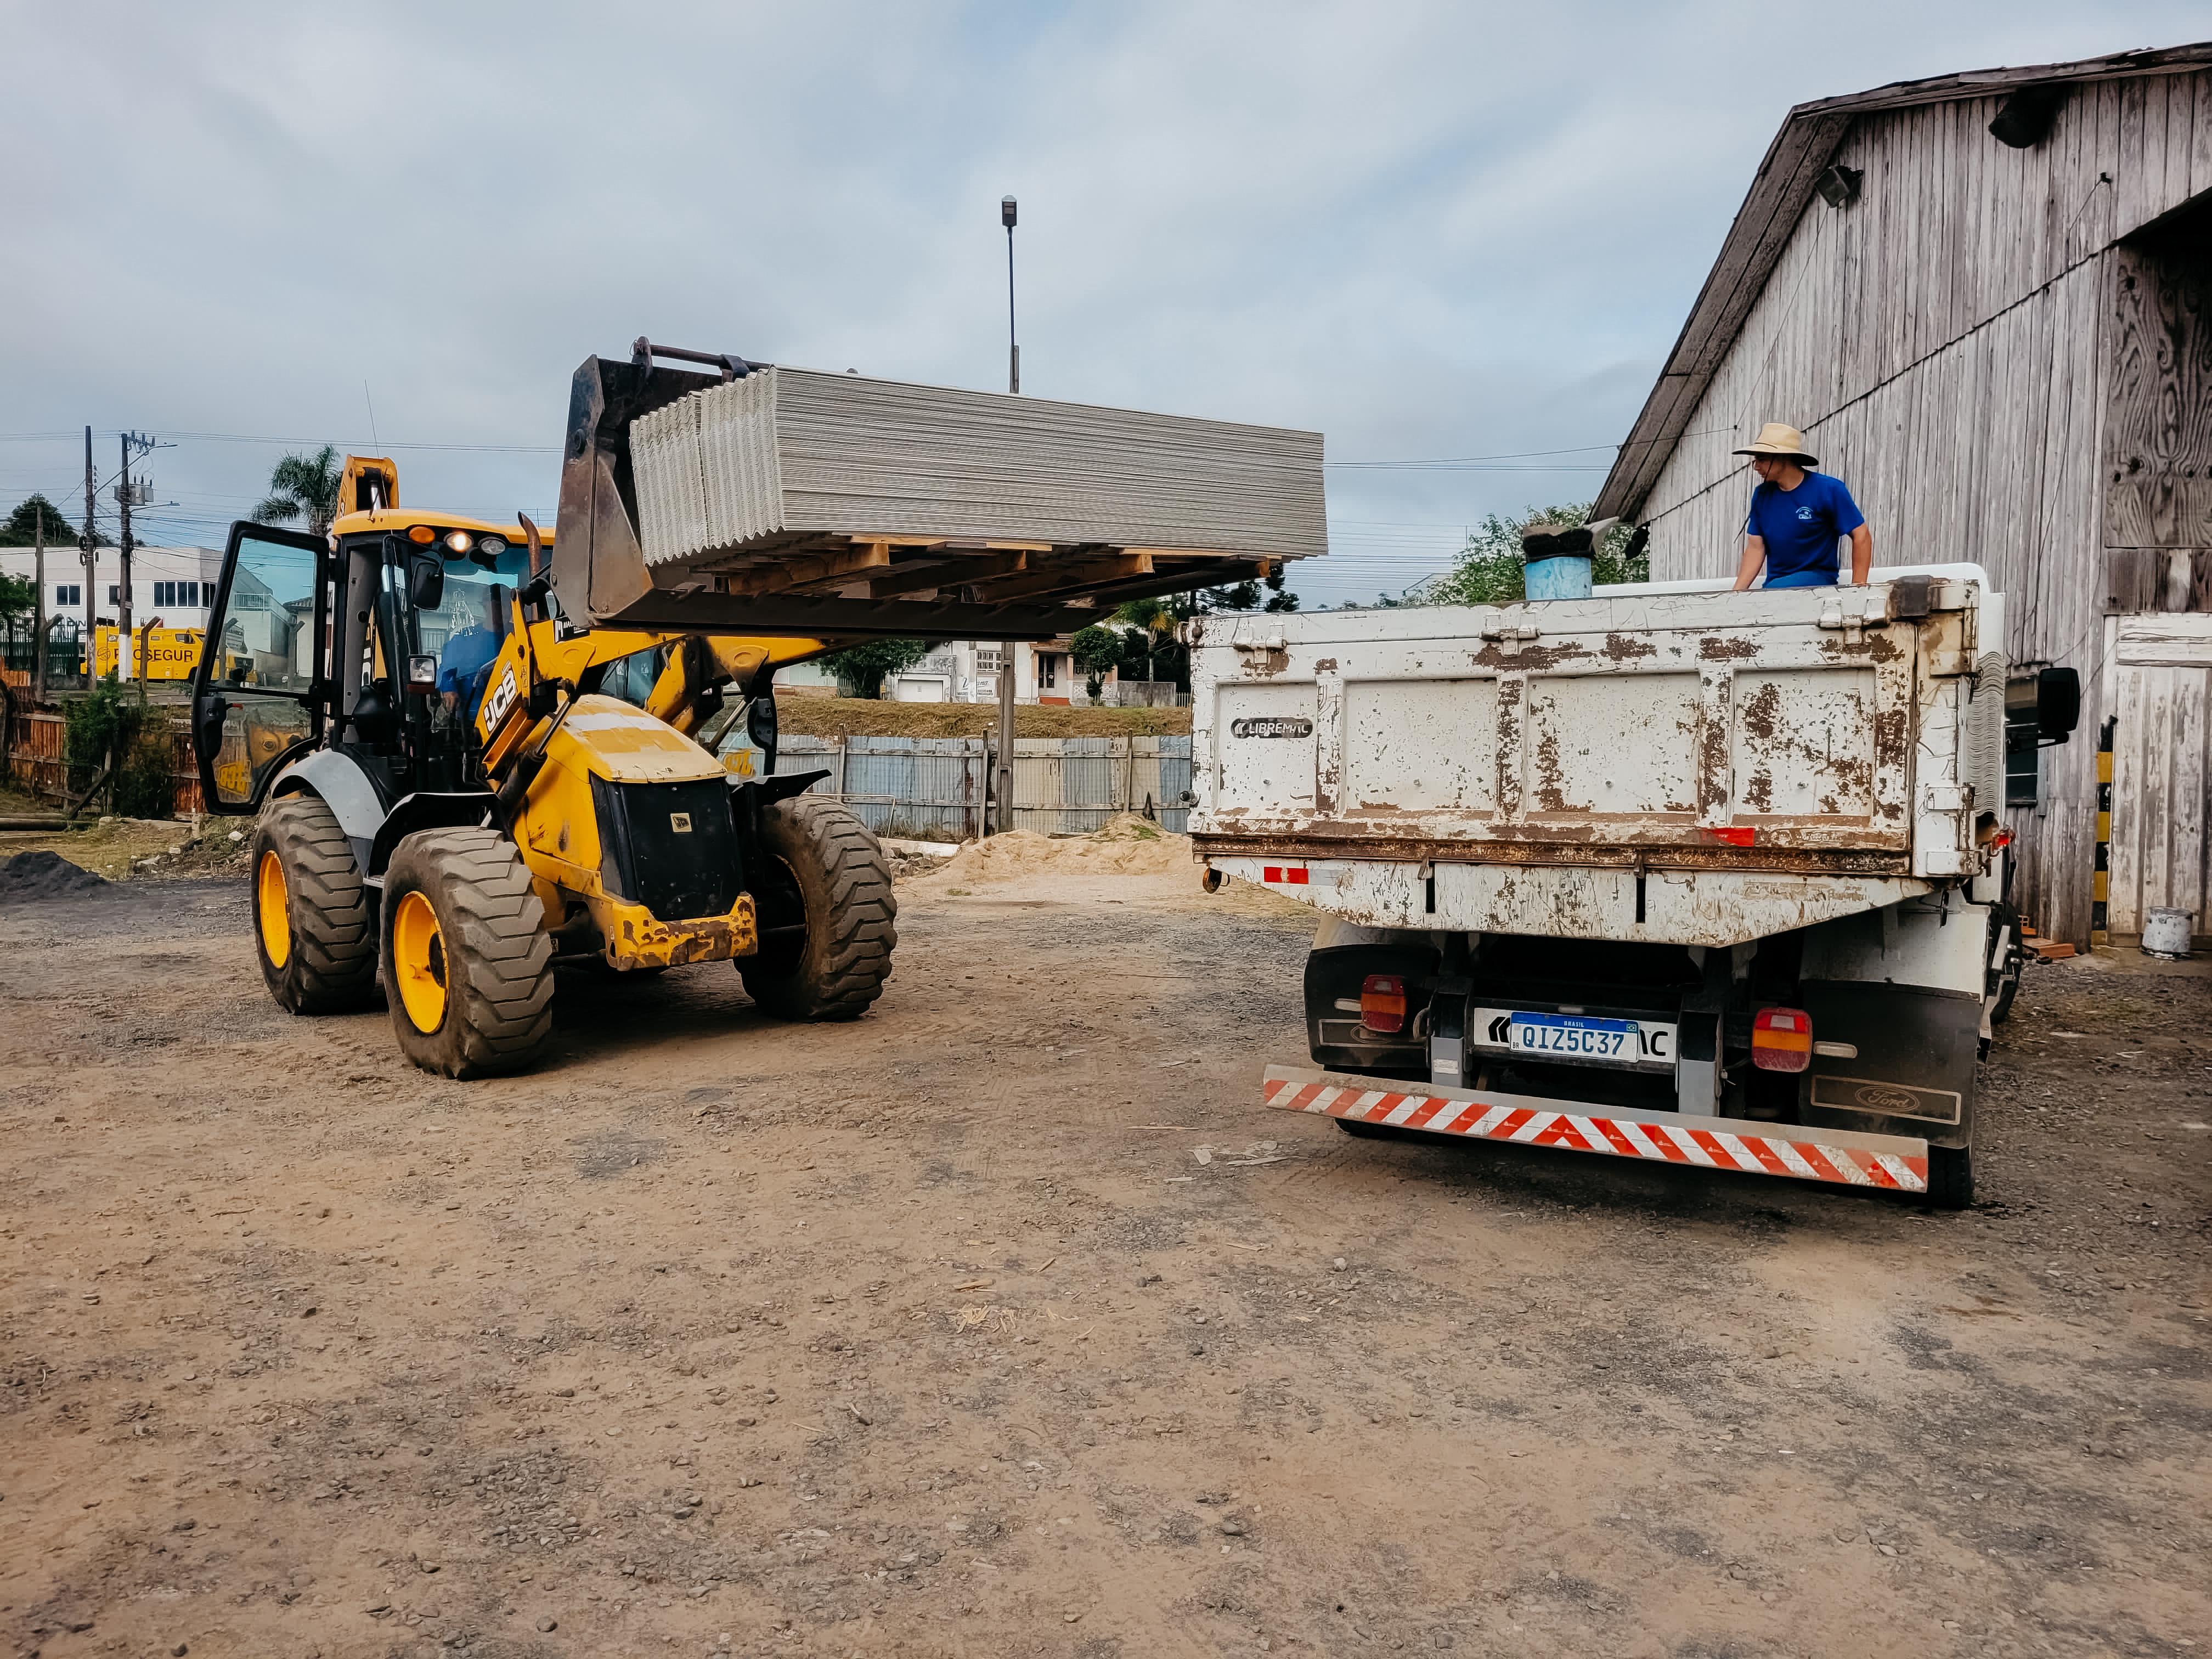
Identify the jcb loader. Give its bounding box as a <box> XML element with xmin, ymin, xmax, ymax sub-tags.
<box><xmin>187</xmin><ymin>451</ymin><xmax>890</xmax><ymax>1077</ymax></box>
<box><xmin>193</xmin><ymin>340</ymin><xmax>1302</xmax><ymax>1077</ymax></box>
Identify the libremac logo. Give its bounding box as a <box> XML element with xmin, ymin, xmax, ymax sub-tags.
<box><xmin>1230</xmin><ymin>716</ymin><xmax>1313</xmax><ymax>739</ymax></box>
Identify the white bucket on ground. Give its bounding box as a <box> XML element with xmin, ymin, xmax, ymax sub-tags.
<box><xmin>2141</xmin><ymin>906</ymin><xmax>2195</xmax><ymax>960</ymax></box>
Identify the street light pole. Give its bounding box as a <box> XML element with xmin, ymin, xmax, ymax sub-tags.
<box><xmin>1002</xmin><ymin>195</ymin><xmax>1019</xmax><ymax>394</ymax></box>
<box><xmin>994</xmin><ymin>194</ymin><xmax>1020</xmax><ymax>833</ymax></box>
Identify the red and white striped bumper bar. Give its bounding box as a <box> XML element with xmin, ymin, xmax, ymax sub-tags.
<box><xmin>1264</xmin><ymin>1065</ymin><xmax>1929</xmax><ymax>1194</ymax></box>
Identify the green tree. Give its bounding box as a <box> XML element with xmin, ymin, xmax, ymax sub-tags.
<box><xmin>1426</xmin><ymin>500</ymin><xmax>1647</xmax><ymax>607</ymax></box>
<box><xmin>251</xmin><ymin>445</ymin><xmax>344</xmax><ymax>537</ymax></box>
<box><xmin>823</xmin><ymin>637</ymin><xmax>930</xmax><ymax>699</ymax></box>
<box><xmin>0</xmin><ymin>572</ymin><xmax>35</xmax><ymax>653</ymax></box>
<box><xmin>1</xmin><ymin>494</ymin><xmax>82</xmax><ymax>546</ymax></box>
<box><xmin>1069</xmin><ymin>624</ymin><xmax>1122</xmax><ymax>703</ymax></box>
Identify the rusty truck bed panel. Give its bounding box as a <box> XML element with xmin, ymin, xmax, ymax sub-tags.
<box><xmin>1190</xmin><ymin>573</ymin><xmax>2007</xmax><ymax>940</ymax></box>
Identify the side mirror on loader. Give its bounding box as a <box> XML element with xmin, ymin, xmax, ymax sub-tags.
<box><xmin>407</xmin><ymin>555</ymin><xmax>445</xmax><ymax>611</ymax></box>
<box><xmin>192</xmin><ymin>692</ymin><xmax>228</xmax><ymax>765</ymax></box>
<box><xmin>746</xmin><ymin>693</ymin><xmax>778</xmax><ymax>756</ymax></box>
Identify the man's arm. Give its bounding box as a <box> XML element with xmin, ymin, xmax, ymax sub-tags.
<box><xmin>1847</xmin><ymin>523</ymin><xmax>1872</xmax><ymax>584</ymax></box>
<box><xmin>1733</xmin><ymin>535</ymin><xmax>1767</xmax><ymax>591</ymax></box>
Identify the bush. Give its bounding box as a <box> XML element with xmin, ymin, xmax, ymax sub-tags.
<box><xmin>61</xmin><ymin>679</ymin><xmax>176</xmax><ymax>816</ymax></box>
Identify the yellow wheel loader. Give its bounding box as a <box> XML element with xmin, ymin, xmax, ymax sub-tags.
<box><xmin>189</xmin><ymin>450</ymin><xmax>888</xmax><ymax>1077</ymax></box>
<box><xmin>192</xmin><ymin>339</ymin><xmax>1299</xmax><ymax>1077</ymax></box>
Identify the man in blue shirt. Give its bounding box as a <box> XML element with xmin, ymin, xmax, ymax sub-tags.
<box><xmin>436</xmin><ymin>584</ymin><xmax>506</xmax><ymax>722</ymax></box>
<box><xmin>1729</xmin><ymin>422</ymin><xmax>1872</xmax><ymax>590</ymax></box>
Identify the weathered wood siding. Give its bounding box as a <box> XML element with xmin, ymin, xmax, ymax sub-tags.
<box><xmin>1636</xmin><ymin>70</ymin><xmax>2212</xmax><ymax>944</ymax></box>
<box><xmin>2106</xmin><ymin>614</ymin><xmax>2212</xmax><ymax>944</ymax></box>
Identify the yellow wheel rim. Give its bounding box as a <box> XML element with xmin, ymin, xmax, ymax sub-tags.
<box><xmin>257</xmin><ymin>850</ymin><xmax>291</xmax><ymax>969</ymax></box>
<box><xmin>391</xmin><ymin>890</ymin><xmax>450</xmax><ymax>1034</ymax></box>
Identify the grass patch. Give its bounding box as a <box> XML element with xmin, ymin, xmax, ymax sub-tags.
<box><xmin>775</xmin><ymin>695</ymin><xmax>1189</xmax><ymax>740</ymax></box>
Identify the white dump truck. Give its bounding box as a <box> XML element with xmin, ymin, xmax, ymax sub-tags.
<box><xmin>1189</xmin><ymin>566</ymin><xmax>2080</xmax><ymax>1207</ymax></box>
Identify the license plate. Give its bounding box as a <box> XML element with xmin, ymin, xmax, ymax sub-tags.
<box><xmin>1507</xmin><ymin>1012</ymin><xmax>1640</xmax><ymax>1060</ymax></box>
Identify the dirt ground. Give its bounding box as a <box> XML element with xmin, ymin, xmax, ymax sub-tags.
<box><xmin>1</xmin><ymin>839</ymin><xmax>2206</xmax><ymax>1659</ymax></box>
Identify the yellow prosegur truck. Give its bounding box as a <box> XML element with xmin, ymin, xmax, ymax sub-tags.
<box><xmin>94</xmin><ymin>624</ymin><xmax>215</xmax><ymax>682</ymax></box>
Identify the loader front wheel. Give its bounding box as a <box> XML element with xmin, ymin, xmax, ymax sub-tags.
<box><xmin>380</xmin><ymin>828</ymin><xmax>555</xmax><ymax>1078</ymax></box>
<box><xmin>250</xmin><ymin>793</ymin><xmax>378</xmax><ymax>1013</ymax></box>
<box><xmin>739</xmin><ymin>798</ymin><xmax>896</xmax><ymax>1020</ymax></box>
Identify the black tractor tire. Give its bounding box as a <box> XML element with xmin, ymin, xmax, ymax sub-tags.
<box><xmin>250</xmin><ymin>793</ymin><xmax>378</xmax><ymax>1014</ymax></box>
<box><xmin>380</xmin><ymin>828</ymin><xmax>555</xmax><ymax>1079</ymax></box>
<box><xmin>739</xmin><ymin>798</ymin><xmax>896</xmax><ymax>1020</ymax></box>
<box><xmin>1925</xmin><ymin>1145</ymin><xmax>1974</xmax><ymax>1210</ymax></box>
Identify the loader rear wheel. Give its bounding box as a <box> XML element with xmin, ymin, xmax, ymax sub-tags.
<box><xmin>380</xmin><ymin>828</ymin><xmax>555</xmax><ymax>1079</ymax></box>
<box><xmin>739</xmin><ymin>798</ymin><xmax>895</xmax><ymax>1020</ymax></box>
<box><xmin>250</xmin><ymin>793</ymin><xmax>377</xmax><ymax>1013</ymax></box>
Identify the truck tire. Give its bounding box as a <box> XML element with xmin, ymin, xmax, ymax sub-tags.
<box><xmin>1926</xmin><ymin>1145</ymin><xmax>1974</xmax><ymax>1209</ymax></box>
<box><xmin>250</xmin><ymin>793</ymin><xmax>378</xmax><ymax>1013</ymax></box>
<box><xmin>1988</xmin><ymin>904</ymin><xmax>2024</xmax><ymax>1026</ymax></box>
<box><xmin>380</xmin><ymin>828</ymin><xmax>555</xmax><ymax>1078</ymax></box>
<box><xmin>739</xmin><ymin>798</ymin><xmax>895</xmax><ymax>1020</ymax></box>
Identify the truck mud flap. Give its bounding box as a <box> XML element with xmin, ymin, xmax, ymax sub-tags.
<box><xmin>1263</xmin><ymin>1064</ymin><xmax>1929</xmax><ymax>1195</ymax></box>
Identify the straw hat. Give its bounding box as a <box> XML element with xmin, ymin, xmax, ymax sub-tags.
<box><xmin>1733</xmin><ymin>422</ymin><xmax>1818</xmax><ymax>466</ymax></box>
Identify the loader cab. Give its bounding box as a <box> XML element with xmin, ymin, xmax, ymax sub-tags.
<box><xmin>191</xmin><ymin>506</ymin><xmax>549</xmax><ymax>814</ymax></box>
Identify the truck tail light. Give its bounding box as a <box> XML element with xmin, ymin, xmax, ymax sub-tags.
<box><xmin>1360</xmin><ymin>974</ymin><xmax>1407</xmax><ymax>1035</ymax></box>
<box><xmin>1752</xmin><ymin>1007</ymin><xmax>1813</xmax><ymax>1073</ymax></box>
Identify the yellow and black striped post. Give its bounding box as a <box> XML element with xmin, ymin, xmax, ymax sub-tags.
<box><xmin>2091</xmin><ymin>716</ymin><xmax>2114</xmax><ymax>944</ymax></box>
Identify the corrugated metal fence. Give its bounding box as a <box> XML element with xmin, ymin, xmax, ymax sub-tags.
<box><xmin>764</xmin><ymin>735</ymin><xmax>1192</xmax><ymax>838</ymax></box>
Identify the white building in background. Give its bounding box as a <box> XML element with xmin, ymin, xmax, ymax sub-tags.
<box><xmin>886</xmin><ymin>638</ymin><xmax>1140</xmax><ymax>705</ymax></box>
<box><xmin>0</xmin><ymin>545</ymin><xmax>222</xmax><ymax>637</ymax></box>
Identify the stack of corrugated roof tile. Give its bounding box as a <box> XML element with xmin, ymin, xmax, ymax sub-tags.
<box><xmin>629</xmin><ymin>367</ymin><xmax>1327</xmax><ymax>572</ymax></box>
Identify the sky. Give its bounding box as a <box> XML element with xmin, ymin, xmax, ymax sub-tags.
<box><xmin>3</xmin><ymin>1</ymin><xmax>2204</xmax><ymax>610</ymax></box>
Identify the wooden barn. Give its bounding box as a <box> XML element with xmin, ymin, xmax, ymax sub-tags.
<box><xmin>1594</xmin><ymin>43</ymin><xmax>2212</xmax><ymax>951</ymax></box>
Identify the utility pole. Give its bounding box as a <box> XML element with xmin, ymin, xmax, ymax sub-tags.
<box><xmin>31</xmin><ymin>509</ymin><xmax>47</xmax><ymax>703</ymax></box>
<box><xmin>994</xmin><ymin>194</ymin><xmax>1021</xmax><ymax>833</ymax></box>
<box><xmin>81</xmin><ymin>426</ymin><xmax>97</xmax><ymax>684</ymax></box>
<box><xmin>114</xmin><ymin>431</ymin><xmax>155</xmax><ymax>679</ymax></box>
<box><xmin>117</xmin><ymin>432</ymin><xmax>135</xmax><ymax>674</ymax></box>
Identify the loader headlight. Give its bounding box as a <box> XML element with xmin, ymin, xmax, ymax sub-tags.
<box><xmin>476</xmin><ymin>535</ymin><xmax>507</xmax><ymax>558</ymax></box>
<box><xmin>443</xmin><ymin>530</ymin><xmax>475</xmax><ymax>555</ymax></box>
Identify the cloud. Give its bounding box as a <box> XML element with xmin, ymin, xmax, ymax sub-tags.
<box><xmin>3</xmin><ymin>0</ymin><xmax>2202</xmax><ymax>604</ymax></box>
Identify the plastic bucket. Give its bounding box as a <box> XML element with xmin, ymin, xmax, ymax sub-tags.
<box><xmin>1523</xmin><ymin>554</ymin><xmax>1593</xmax><ymax>601</ymax></box>
<box><xmin>2142</xmin><ymin>906</ymin><xmax>2194</xmax><ymax>960</ymax></box>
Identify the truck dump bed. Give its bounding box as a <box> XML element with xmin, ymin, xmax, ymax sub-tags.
<box><xmin>1190</xmin><ymin>571</ymin><xmax>2008</xmax><ymax>947</ymax></box>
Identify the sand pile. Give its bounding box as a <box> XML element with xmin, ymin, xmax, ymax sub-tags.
<box><xmin>0</xmin><ymin>849</ymin><xmax>110</xmax><ymax>903</ymax></box>
<box><xmin>916</xmin><ymin>813</ymin><xmax>1192</xmax><ymax>884</ymax></box>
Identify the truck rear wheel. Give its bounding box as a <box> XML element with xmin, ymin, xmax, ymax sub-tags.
<box><xmin>1926</xmin><ymin>1145</ymin><xmax>1974</xmax><ymax>1209</ymax></box>
<box><xmin>740</xmin><ymin>798</ymin><xmax>895</xmax><ymax>1020</ymax></box>
<box><xmin>250</xmin><ymin>793</ymin><xmax>377</xmax><ymax>1013</ymax></box>
<box><xmin>380</xmin><ymin>828</ymin><xmax>555</xmax><ymax>1078</ymax></box>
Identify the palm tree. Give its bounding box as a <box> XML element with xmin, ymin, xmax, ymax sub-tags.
<box><xmin>251</xmin><ymin>445</ymin><xmax>343</xmax><ymax>537</ymax></box>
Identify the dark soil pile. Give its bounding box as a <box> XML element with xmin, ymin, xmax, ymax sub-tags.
<box><xmin>0</xmin><ymin>849</ymin><xmax>110</xmax><ymax>903</ymax></box>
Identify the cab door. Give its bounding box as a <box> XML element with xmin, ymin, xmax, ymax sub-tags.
<box><xmin>190</xmin><ymin>522</ymin><xmax>328</xmax><ymax>812</ymax></box>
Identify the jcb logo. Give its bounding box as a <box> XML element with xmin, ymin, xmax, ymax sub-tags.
<box><xmin>479</xmin><ymin>667</ymin><xmax>520</xmax><ymax>736</ymax></box>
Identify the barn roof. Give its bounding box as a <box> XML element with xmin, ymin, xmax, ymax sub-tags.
<box><xmin>1593</xmin><ymin>41</ymin><xmax>2212</xmax><ymax>521</ymax></box>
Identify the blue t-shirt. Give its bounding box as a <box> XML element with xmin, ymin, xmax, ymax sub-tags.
<box><xmin>1745</xmin><ymin>471</ymin><xmax>1865</xmax><ymax>586</ymax></box>
<box><xmin>436</xmin><ymin>624</ymin><xmax>503</xmax><ymax>717</ymax></box>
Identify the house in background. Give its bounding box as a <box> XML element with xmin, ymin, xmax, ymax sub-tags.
<box><xmin>0</xmin><ymin>545</ymin><xmax>222</xmax><ymax>642</ymax></box>
<box><xmin>885</xmin><ymin>637</ymin><xmax>1131</xmax><ymax>706</ymax></box>
<box><xmin>1594</xmin><ymin>43</ymin><xmax>2212</xmax><ymax>950</ymax></box>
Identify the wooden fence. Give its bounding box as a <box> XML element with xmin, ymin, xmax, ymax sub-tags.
<box><xmin>2</xmin><ymin>702</ymin><xmax>205</xmax><ymax>816</ymax></box>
